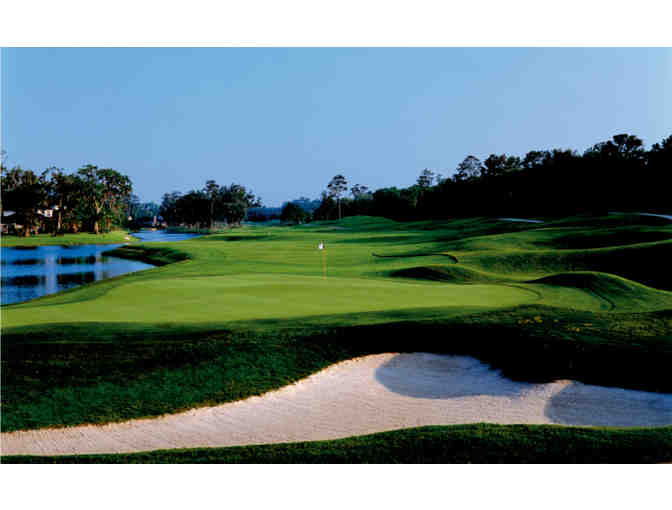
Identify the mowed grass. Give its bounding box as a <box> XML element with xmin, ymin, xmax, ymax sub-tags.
<box><xmin>2</xmin><ymin>214</ymin><xmax>672</xmax><ymax>462</ymax></box>
<box><xmin>4</xmin><ymin>274</ymin><xmax>534</xmax><ymax>325</ymax></box>
<box><xmin>1</xmin><ymin>230</ymin><xmax>136</xmax><ymax>247</ymax></box>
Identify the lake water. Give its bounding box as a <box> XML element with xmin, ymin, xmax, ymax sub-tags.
<box><xmin>131</xmin><ymin>230</ymin><xmax>202</xmax><ymax>242</ymax></box>
<box><xmin>1</xmin><ymin>230</ymin><xmax>202</xmax><ymax>305</ymax></box>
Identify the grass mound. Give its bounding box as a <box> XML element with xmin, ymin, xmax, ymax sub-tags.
<box><xmin>528</xmin><ymin>272</ymin><xmax>672</xmax><ymax>310</ymax></box>
<box><xmin>539</xmin><ymin>229</ymin><xmax>672</xmax><ymax>250</ymax></box>
<box><xmin>391</xmin><ymin>265</ymin><xmax>502</xmax><ymax>284</ymax></box>
<box><xmin>464</xmin><ymin>240</ymin><xmax>672</xmax><ymax>291</ymax></box>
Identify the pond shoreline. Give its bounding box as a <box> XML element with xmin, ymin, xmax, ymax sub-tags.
<box><xmin>102</xmin><ymin>245</ymin><xmax>190</xmax><ymax>267</ymax></box>
<box><xmin>1</xmin><ymin>230</ymin><xmax>198</xmax><ymax>305</ymax></box>
<box><xmin>0</xmin><ymin>230</ymin><xmax>137</xmax><ymax>248</ymax></box>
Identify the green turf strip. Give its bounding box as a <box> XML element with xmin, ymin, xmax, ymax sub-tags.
<box><xmin>1</xmin><ymin>230</ymin><xmax>136</xmax><ymax>247</ymax></box>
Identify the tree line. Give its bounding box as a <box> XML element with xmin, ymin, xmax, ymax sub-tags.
<box><xmin>4</xmin><ymin>131</ymin><xmax>669</xmax><ymax>234</ymax></box>
<box><xmin>1</xmin><ymin>163</ymin><xmax>132</xmax><ymax>236</ymax></box>
<box><xmin>159</xmin><ymin>180</ymin><xmax>261</xmax><ymax>229</ymax></box>
<box><xmin>304</xmin><ymin>133</ymin><xmax>671</xmax><ymax>222</ymax></box>
<box><xmin>1</xmin><ymin>158</ymin><xmax>263</xmax><ymax>236</ymax></box>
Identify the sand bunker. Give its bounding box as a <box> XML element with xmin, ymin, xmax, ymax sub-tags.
<box><xmin>2</xmin><ymin>353</ymin><xmax>671</xmax><ymax>456</ymax></box>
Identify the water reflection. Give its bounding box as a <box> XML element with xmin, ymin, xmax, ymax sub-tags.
<box><xmin>7</xmin><ymin>258</ymin><xmax>45</xmax><ymax>266</ymax></box>
<box><xmin>57</xmin><ymin>255</ymin><xmax>97</xmax><ymax>265</ymax></box>
<box><xmin>1</xmin><ymin>230</ymin><xmax>201</xmax><ymax>305</ymax></box>
<box><xmin>57</xmin><ymin>272</ymin><xmax>97</xmax><ymax>286</ymax></box>
<box><xmin>1</xmin><ymin>275</ymin><xmax>46</xmax><ymax>286</ymax></box>
<box><xmin>131</xmin><ymin>230</ymin><xmax>202</xmax><ymax>242</ymax></box>
<box><xmin>1</xmin><ymin>244</ymin><xmax>154</xmax><ymax>305</ymax></box>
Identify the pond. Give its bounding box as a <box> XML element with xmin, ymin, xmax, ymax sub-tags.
<box><xmin>131</xmin><ymin>230</ymin><xmax>203</xmax><ymax>242</ymax></box>
<box><xmin>1</xmin><ymin>244</ymin><xmax>154</xmax><ymax>305</ymax></box>
<box><xmin>1</xmin><ymin>230</ymin><xmax>202</xmax><ymax>305</ymax></box>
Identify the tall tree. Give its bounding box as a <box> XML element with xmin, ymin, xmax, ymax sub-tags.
<box><xmin>76</xmin><ymin>165</ymin><xmax>132</xmax><ymax>234</ymax></box>
<box><xmin>482</xmin><ymin>154</ymin><xmax>507</xmax><ymax>178</ymax></box>
<box><xmin>644</xmin><ymin>135</ymin><xmax>672</xmax><ymax>211</ymax></box>
<box><xmin>350</xmin><ymin>184</ymin><xmax>371</xmax><ymax>199</ymax></box>
<box><xmin>203</xmin><ymin>180</ymin><xmax>222</xmax><ymax>228</ymax></box>
<box><xmin>416</xmin><ymin>168</ymin><xmax>435</xmax><ymax>189</ymax></box>
<box><xmin>281</xmin><ymin>202</ymin><xmax>309</xmax><ymax>224</ymax></box>
<box><xmin>1</xmin><ymin>167</ymin><xmax>49</xmax><ymax>236</ymax></box>
<box><xmin>220</xmin><ymin>183</ymin><xmax>261</xmax><ymax>225</ymax></box>
<box><xmin>313</xmin><ymin>191</ymin><xmax>337</xmax><ymax>221</ymax></box>
<box><xmin>126</xmin><ymin>194</ymin><xmax>142</xmax><ymax>221</ymax></box>
<box><xmin>159</xmin><ymin>191</ymin><xmax>183</xmax><ymax>225</ymax></box>
<box><xmin>327</xmin><ymin>174</ymin><xmax>348</xmax><ymax>220</ymax></box>
<box><xmin>454</xmin><ymin>156</ymin><xmax>483</xmax><ymax>181</ymax></box>
<box><xmin>178</xmin><ymin>191</ymin><xmax>210</xmax><ymax>227</ymax></box>
<box><xmin>522</xmin><ymin>150</ymin><xmax>548</xmax><ymax>169</ymax></box>
<box><xmin>48</xmin><ymin>168</ymin><xmax>82</xmax><ymax>233</ymax></box>
<box><xmin>482</xmin><ymin>154</ymin><xmax>521</xmax><ymax>178</ymax></box>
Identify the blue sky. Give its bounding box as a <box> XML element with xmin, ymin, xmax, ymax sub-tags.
<box><xmin>2</xmin><ymin>47</ymin><xmax>670</xmax><ymax>206</ymax></box>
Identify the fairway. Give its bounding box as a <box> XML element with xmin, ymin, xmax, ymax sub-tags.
<box><xmin>2</xmin><ymin>214</ymin><xmax>672</xmax><ymax>461</ymax></box>
<box><xmin>6</xmin><ymin>215</ymin><xmax>672</xmax><ymax>329</ymax></box>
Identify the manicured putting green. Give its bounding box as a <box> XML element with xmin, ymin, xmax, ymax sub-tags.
<box><xmin>4</xmin><ymin>274</ymin><xmax>535</xmax><ymax>326</ymax></box>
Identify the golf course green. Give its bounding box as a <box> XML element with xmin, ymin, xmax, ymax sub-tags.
<box><xmin>0</xmin><ymin>230</ymin><xmax>135</xmax><ymax>247</ymax></box>
<box><xmin>2</xmin><ymin>214</ymin><xmax>672</xmax><ymax>462</ymax></box>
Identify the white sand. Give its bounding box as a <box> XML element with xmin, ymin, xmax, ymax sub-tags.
<box><xmin>2</xmin><ymin>353</ymin><xmax>671</xmax><ymax>456</ymax></box>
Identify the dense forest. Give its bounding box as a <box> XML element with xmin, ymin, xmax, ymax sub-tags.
<box><xmin>306</xmin><ymin>133</ymin><xmax>672</xmax><ymax>222</ymax></box>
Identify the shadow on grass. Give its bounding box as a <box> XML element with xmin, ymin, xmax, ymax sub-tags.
<box><xmin>372</xmin><ymin>252</ymin><xmax>459</xmax><ymax>262</ymax></box>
